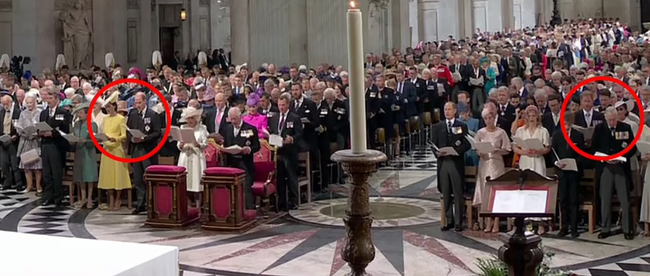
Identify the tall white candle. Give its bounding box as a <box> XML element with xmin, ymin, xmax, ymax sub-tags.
<box><xmin>347</xmin><ymin>0</ymin><xmax>367</xmax><ymax>154</ymax></box>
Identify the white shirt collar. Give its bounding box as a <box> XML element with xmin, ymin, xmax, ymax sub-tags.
<box><xmin>446</xmin><ymin>118</ymin><xmax>455</xmax><ymax>125</ymax></box>
<box><xmin>583</xmin><ymin>108</ymin><xmax>593</xmax><ymax>116</ymax></box>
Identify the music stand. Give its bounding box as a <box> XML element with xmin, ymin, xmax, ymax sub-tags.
<box><xmin>479</xmin><ymin>169</ymin><xmax>559</xmax><ymax>276</ymax></box>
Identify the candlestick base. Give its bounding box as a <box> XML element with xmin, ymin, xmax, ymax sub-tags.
<box><xmin>497</xmin><ymin>217</ymin><xmax>544</xmax><ymax>276</ymax></box>
<box><xmin>331</xmin><ymin>149</ymin><xmax>387</xmax><ymax>276</ymax></box>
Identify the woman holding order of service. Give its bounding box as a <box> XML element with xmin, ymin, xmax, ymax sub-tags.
<box><xmin>97</xmin><ymin>91</ymin><xmax>132</xmax><ymax>211</ymax></box>
<box><xmin>177</xmin><ymin>106</ymin><xmax>208</xmax><ymax>208</ymax></box>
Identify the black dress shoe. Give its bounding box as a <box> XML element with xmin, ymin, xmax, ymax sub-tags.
<box><xmin>557</xmin><ymin>229</ymin><xmax>569</xmax><ymax>238</ymax></box>
<box><xmin>440</xmin><ymin>224</ymin><xmax>454</xmax><ymax>231</ymax></box>
<box><xmin>624</xmin><ymin>233</ymin><xmax>635</xmax><ymax>240</ymax></box>
<box><xmin>0</xmin><ymin>185</ymin><xmax>9</xmax><ymax>191</ymax></box>
<box><xmin>131</xmin><ymin>207</ymin><xmax>146</xmax><ymax>215</ymax></box>
<box><xmin>571</xmin><ymin>232</ymin><xmax>580</xmax><ymax>238</ymax></box>
<box><xmin>454</xmin><ymin>225</ymin><xmax>463</xmax><ymax>232</ymax></box>
<box><xmin>598</xmin><ymin>232</ymin><xmax>611</xmax><ymax>239</ymax></box>
<box><xmin>41</xmin><ymin>200</ymin><xmax>54</xmax><ymax>206</ymax></box>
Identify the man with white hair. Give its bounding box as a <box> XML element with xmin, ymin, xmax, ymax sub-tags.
<box><xmin>221</xmin><ymin>107</ymin><xmax>260</xmax><ymax>210</ymax></box>
<box><xmin>15</xmin><ymin>89</ymin><xmax>25</xmax><ymax>110</ymax></box>
<box><xmin>592</xmin><ymin>106</ymin><xmax>636</xmax><ymax>240</ymax></box>
<box><xmin>0</xmin><ymin>95</ymin><xmax>22</xmax><ymax>191</ymax></box>
<box><xmin>511</xmin><ymin>77</ymin><xmax>527</xmax><ymax>98</ymax></box>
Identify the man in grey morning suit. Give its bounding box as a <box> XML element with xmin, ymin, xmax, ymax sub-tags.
<box><xmin>432</xmin><ymin>102</ymin><xmax>471</xmax><ymax>232</ymax></box>
<box><xmin>592</xmin><ymin>107</ymin><xmax>636</xmax><ymax>240</ymax></box>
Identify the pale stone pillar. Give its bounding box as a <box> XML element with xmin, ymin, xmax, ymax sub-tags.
<box><xmin>230</xmin><ymin>0</ymin><xmax>249</xmax><ymax>65</ymax></box>
<box><xmin>152</xmin><ymin>2</ymin><xmax>160</xmax><ymax>52</ymax></box>
<box><xmin>190</xmin><ymin>0</ymin><xmax>200</xmax><ymax>52</ymax></box>
<box><xmin>141</xmin><ymin>0</ymin><xmax>153</xmax><ymax>68</ymax></box>
<box><xmin>113</xmin><ymin>0</ymin><xmax>128</xmax><ymax>66</ymax></box>
<box><xmin>181</xmin><ymin>0</ymin><xmax>190</xmax><ymax>56</ymax></box>
<box><xmin>93</xmin><ymin>0</ymin><xmax>113</xmax><ymax>67</ymax></box>
<box><xmin>409</xmin><ymin>0</ymin><xmax>419</xmax><ymax>47</ymax></box>
<box><xmin>210</xmin><ymin>0</ymin><xmax>230</xmax><ymax>51</ymax></box>
<box><xmin>502</xmin><ymin>0</ymin><xmax>513</xmax><ymax>31</ymax></box>
<box><xmin>487</xmin><ymin>0</ymin><xmax>504</xmax><ymax>32</ymax></box>
<box><xmin>458</xmin><ymin>0</ymin><xmax>473</xmax><ymax>38</ymax></box>
<box><xmin>12</xmin><ymin>0</ymin><xmax>39</xmax><ymax>71</ymax></box>
<box><xmin>288</xmin><ymin>0</ymin><xmax>307</xmax><ymax>66</ymax></box>
<box><xmin>390</xmin><ymin>0</ymin><xmax>410</xmax><ymax>50</ymax></box>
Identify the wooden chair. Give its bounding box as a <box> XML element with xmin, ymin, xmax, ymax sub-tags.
<box><xmin>298</xmin><ymin>152</ymin><xmax>312</xmax><ymax>205</ymax></box>
<box><xmin>440</xmin><ymin>166</ymin><xmax>476</xmax><ymax>228</ymax></box>
<box><xmin>422</xmin><ymin>112</ymin><xmax>432</xmax><ymax>145</ymax></box>
<box><xmin>579</xmin><ymin>169</ymin><xmax>597</xmax><ymax>233</ymax></box>
<box><xmin>409</xmin><ymin>116</ymin><xmax>420</xmax><ymax>151</ymax></box>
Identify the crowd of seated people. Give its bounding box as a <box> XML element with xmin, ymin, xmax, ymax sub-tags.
<box><xmin>0</xmin><ymin>18</ymin><xmax>650</xmax><ymax>239</ymax></box>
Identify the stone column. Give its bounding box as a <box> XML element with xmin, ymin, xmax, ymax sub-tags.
<box><xmin>141</xmin><ymin>0</ymin><xmax>153</xmax><ymax>68</ymax></box>
<box><xmin>181</xmin><ymin>0</ymin><xmax>190</xmax><ymax>55</ymax></box>
<box><xmin>461</xmin><ymin>0</ymin><xmax>473</xmax><ymax>38</ymax></box>
<box><xmin>190</xmin><ymin>0</ymin><xmax>200</xmax><ymax>52</ymax></box>
<box><xmin>408</xmin><ymin>0</ymin><xmax>418</xmax><ymax>47</ymax></box>
<box><xmin>230</xmin><ymin>0</ymin><xmax>249</xmax><ymax>65</ymax></box>
<box><xmin>113</xmin><ymin>0</ymin><xmax>128</xmax><ymax>66</ymax></box>
<box><xmin>12</xmin><ymin>0</ymin><xmax>51</xmax><ymax>72</ymax></box>
<box><xmin>502</xmin><ymin>0</ymin><xmax>513</xmax><ymax>31</ymax></box>
<box><xmin>288</xmin><ymin>0</ymin><xmax>307</xmax><ymax>65</ymax></box>
<box><xmin>93</xmin><ymin>0</ymin><xmax>114</xmax><ymax>67</ymax></box>
<box><xmin>390</xmin><ymin>0</ymin><xmax>410</xmax><ymax>50</ymax></box>
<box><xmin>210</xmin><ymin>0</ymin><xmax>230</xmax><ymax>51</ymax></box>
<box><xmin>152</xmin><ymin>1</ymin><xmax>160</xmax><ymax>52</ymax></box>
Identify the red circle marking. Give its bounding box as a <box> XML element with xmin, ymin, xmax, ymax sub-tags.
<box><xmin>86</xmin><ymin>79</ymin><xmax>171</xmax><ymax>163</ymax></box>
<box><xmin>559</xmin><ymin>76</ymin><xmax>644</xmax><ymax>162</ymax></box>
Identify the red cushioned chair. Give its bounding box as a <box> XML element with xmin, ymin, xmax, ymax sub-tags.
<box><xmin>251</xmin><ymin>140</ymin><xmax>278</xmax><ymax>218</ymax></box>
<box><xmin>144</xmin><ymin>165</ymin><xmax>200</xmax><ymax>228</ymax></box>
<box><xmin>201</xmin><ymin>167</ymin><xmax>257</xmax><ymax>231</ymax></box>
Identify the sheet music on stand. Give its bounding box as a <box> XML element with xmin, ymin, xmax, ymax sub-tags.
<box><xmin>492</xmin><ymin>190</ymin><xmax>548</xmax><ymax>213</ymax></box>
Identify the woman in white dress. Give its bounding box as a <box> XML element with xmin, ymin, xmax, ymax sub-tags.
<box><xmin>638</xmin><ymin>124</ymin><xmax>650</xmax><ymax>235</ymax></box>
<box><xmin>177</xmin><ymin>107</ymin><xmax>208</xmax><ymax>208</ymax></box>
<box><xmin>513</xmin><ymin>105</ymin><xmax>551</xmax><ymax>234</ymax></box>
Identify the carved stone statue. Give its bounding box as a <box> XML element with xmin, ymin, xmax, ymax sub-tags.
<box><xmin>60</xmin><ymin>0</ymin><xmax>93</xmax><ymax>69</ymax></box>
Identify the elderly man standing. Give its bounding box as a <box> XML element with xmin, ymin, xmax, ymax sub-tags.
<box><xmin>0</xmin><ymin>95</ymin><xmax>22</xmax><ymax>191</ymax></box>
<box><xmin>593</xmin><ymin>107</ymin><xmax>636</xmax><ymax>240</ymax></box>
<box><xmin>127</xmin><ymin>92</ymin><xmax>162</xmax><ymax>214</ymax></box>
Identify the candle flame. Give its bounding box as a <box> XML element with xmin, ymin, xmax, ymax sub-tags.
<box><xmin>349</xmin><ymin>0</ymin><xmax>356</xmax><ymax>9</ymax></box>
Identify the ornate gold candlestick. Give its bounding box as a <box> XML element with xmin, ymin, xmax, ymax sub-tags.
<box><xmin>331</xmin><ymin>150</ymin><xmax>387</xmax><ymax>276</ymax></box>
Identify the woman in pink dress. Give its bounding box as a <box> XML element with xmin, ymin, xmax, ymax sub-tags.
<box><xmin>474</xmin><ymin>108</ymin><xmax>512</xmax><ymax>233</ymax></box>
<box><xmin>243</xmin><ymin>96</ymin><xmax>268</xmax><ymax>139</ymax></box>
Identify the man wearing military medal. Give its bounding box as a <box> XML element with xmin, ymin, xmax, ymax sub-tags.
<box><xmin>126</xmin><ymin>92</ymin><xmax>162</xmax><ymax>215</ymax></box>
<box><xmin>221</xmin><ymin>107</ymin><xmax>260</xmax><ymax>210</ymax></box>
<box><xmin>431</xmin><ymin>102</ymin><xmax>471</xmax><ymax>232</ymax></box>
<box><xmin>592</xmin><ymin>107</ymin><xmax>636</xmax><ymax>240</ymax></box>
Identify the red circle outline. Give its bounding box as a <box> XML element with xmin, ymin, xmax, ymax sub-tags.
<box><xmin>559</xmin><ymin>76</ymin><xmax>644</xmax><ymax>162</ymax></box>
<box><xmin>85</xmin><ymin>79</ymin><xmax>171</xmax><ymax>163</ymax></box>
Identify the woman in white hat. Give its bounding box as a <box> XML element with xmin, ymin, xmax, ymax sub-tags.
<box><xmin>177</xmin><ymin>106</ymin><xmax>208</xmax><ymax>207</ymax></box>
<box><xmin>97</xmin><ymin>91</ymin><xmax>132</xmax><ymax>211</ymax></box>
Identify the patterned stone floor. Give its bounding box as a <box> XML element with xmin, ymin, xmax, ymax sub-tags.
<box><xmin>0</xmin><ymin>150</ymin><xmax>649</xmax><ymax>275</ymax></box>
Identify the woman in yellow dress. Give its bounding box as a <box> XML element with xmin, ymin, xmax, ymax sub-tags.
<box><xmin>97</xmin><ymin>91</ymin><xmax>132</xmax><ymax>211</ymax></box>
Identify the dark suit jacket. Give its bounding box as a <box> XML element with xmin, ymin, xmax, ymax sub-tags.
<box><xmin>258</xmin><ymin>104</ymin><xmax>279</xmax><ymax>118</ymax></box>
<box><xmin>432</xmin><ymin>119</ymin><xmax>471</xmax><ymax>179</ymax></box>
<box><xmin>542</xmin><ymin>112</ymin><xmax>561</xmax><ymax>138</ymax></box>
<box><xmin>159</xmin><ymin>107</ymin><xmax>182</xmax><ymax>157</ymax></box>
<box><xmin>591</xmin><ymin>122</ymin><xmax>637</xmax><ymax>190</ymax></box>
<box><xmin>551</xmin><ymin>128</ymin><xmax>585</xmax><ymax>177</ymax></box>
<box><xmin>38</xmin><ymin>105</ymin><xmax>72</xmax><ymax>153</ymax></box>
<box><xmin>222</xmin><ymin>121</ymin><xmax>260</xmax><ymax>170</ymax></box>
<box><xmin>409</xmin><ymin>77</ymin><xmax>427</xmax><ymax>113</ymax></box>
<box><xmin>268</xmin><ymin>112</ymin><xmax>303</xmax><ymax>162</ymax></box>
<box><xmin>317</xmin><ymin>100</ymin><xmax>348</xmax><ymax>142</ymax></box>
<box><xmin>204</xmin><ymin>106</ymin><xmax>229</xmax><ymax>134</ymax></box>
<box><xmin>290</xmin><ymin>97</ymin><xmax>318</xmax><ymax>151</ymax></box>
<box><xmin>126</xmin><ymin>107</ymin><xmax>162</xmax><ymax>156</ymax></box>
<box><xmin>574</xmin><ymin>110</ymin><xmax>605</xmax><ymax>128</ymax></box>
<box><xmin>396</xmin><ymin>81</ymin><xmax>418</xmax><ymax>117</ymax></box>
<box><xmin>0</xmin><ymin>104</ymin><xmax>21</xmax><ymax>146</ymax></box>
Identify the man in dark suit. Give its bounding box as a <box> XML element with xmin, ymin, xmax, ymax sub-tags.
<box><xmin>542</xmin><ymin>94</ymin><xmax>563</xmax><ymax>137</ymax></box>
<box><xmin>38</xmin><ymin>89</ymin><xmax>72</xmax><ymax>207</ymax></box>
<box><xmin>222</xmin><ymin>107</ymin><xmax>260</xmax><ymax>209</ymax></box>
<box><xmin>204</xmin><ymin>92</ymin><xmax>229</xmax><ymax>135</ymax></box>
<box><xmin>574</xmin><ymin>91</ymin><xmax>605</xmax><ymax>129</ymax></box>
<box><xmin>592</xmin><ymin>107</ymin><xmax>636</xmax><ymax>240</ymax></box>
<box><xmin>552</xmin><ymin>111</ymin><xmax>585</xmax><ymax>238</ymax></box>
<box><xmin>0</xmin><ymin>95</ymin><xmax>22</xmax><ymax>190</ymax></box>
<box><xmin>408</xmin><ymin>66</ymin><xmax>427</xmax><ymax>116</ymax></box>
<box><xmin>258</xmin><ymin>92</ymin><xmax>279</xmax><ymax>118</ymax></box>
<box><xmin>290</xmin><ymin>83</ymin><xmax>319</xmax><ymax>186</ymax></box>
<box><xmin>432</xmin><ymin>102</ymin><xmax>471</xmax><ymax>232</ymax></box>
<box><xmin>268</xmin><ymin>95</ymin><xmax>303</xmax><ymax>210</ymax></box>
<box><xmin>396</xmin><ymin>70</ymin><xmax>418</xmax><ymax>119</ymax></box>
<box><xmin>127</xmin><ymin>92</ymin><xmax>162</xmax><ymax>214</ymax></box>
<box><xmin>365</xmin><ymin>74</ymin><xmax>381</xmax><ymax>149</ymax></box>
<box><xmin>159</xmin><ymin>96</ymin><xmax>182</xmax><ymax>162</ymax></box>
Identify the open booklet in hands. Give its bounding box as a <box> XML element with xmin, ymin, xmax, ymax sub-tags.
<box><xmin>430</xmin><ymin>143</ymin><xmax>458</xmax><ymax>156</ymax></box>
<box><xmin>595</xmin><ymin>152</ymin><xmax>627</xmax><ymax>162</ymax></box>
<box><xmin>513</xmin><ymin>137</ymin><xmax>545</xmax><ymax>151</ymax></box>
<box><xmin>571</xmin><ymin>125</ymin><xmax>595</xmax><ymax>140</ymax></box>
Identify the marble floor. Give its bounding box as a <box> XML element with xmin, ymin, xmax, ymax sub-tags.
<box><xmin>1</xmin><ymin>150</ymin><xmax>650</xmax><ymax>275</ymax></box>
